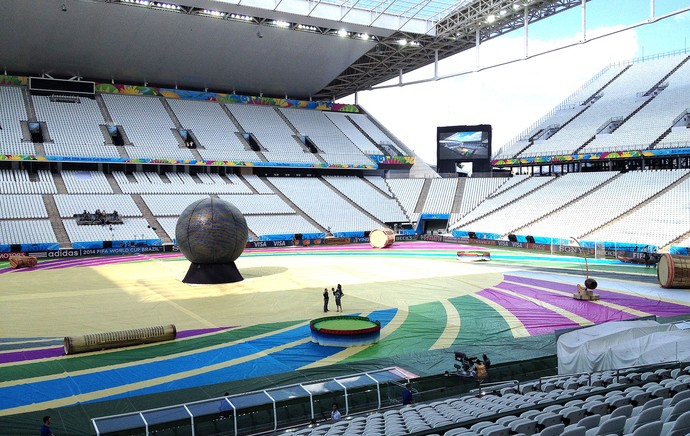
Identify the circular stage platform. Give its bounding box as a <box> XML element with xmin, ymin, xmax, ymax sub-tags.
<box><xmin>310</xmin><ymin>316</ymin><xmax>381</xmax><ymax>347</ymax></box>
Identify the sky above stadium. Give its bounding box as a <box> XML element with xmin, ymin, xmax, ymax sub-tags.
<box><xmin>339</xmin><ymin>0</ymin><xmax>690</xmax><ymax>168</ymax></box>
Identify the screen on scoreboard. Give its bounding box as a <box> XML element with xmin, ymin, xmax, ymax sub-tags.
<box><xmin>437</xmin><ymin>128</ymin><xmax>490</xmax><ymax>160</ymax></box>
<box><xmin>436</xmin><ymin>124</ymin><xmax>492</xmax><ymax>174</ymax></box>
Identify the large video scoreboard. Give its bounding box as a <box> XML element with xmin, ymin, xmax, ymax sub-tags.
<box><xmin>436</xmin><ymin>124</ymin><xmax>492</xmax><ymax>174</ymax></box>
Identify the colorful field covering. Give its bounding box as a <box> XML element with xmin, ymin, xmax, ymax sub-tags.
<box><xmin>1</xmin><ymin>241</ymin><xmax>688</xmax><ymax>429</ymax></box>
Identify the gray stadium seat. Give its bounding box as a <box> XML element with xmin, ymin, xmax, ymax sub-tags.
<box><xmin>660</xmin><ymin>409</ymin><xmax>690</xmax><ymax>436</ymax></box>
<box><xmin>560</xmin><ymin>426</ymin><xmax>586</xmax><ymax>436</ymax></box>
<box><xmin>537</xmin><ymin>423</ymin><xmax>565</xmax><ymax>436</ymax></box>
<box><xmin>575</xmin><ymin>414</ymin><xmax>602</xmax><ymax>430</ymax></box>
<box><xmin>663</xmin><ymin>389</ymin><xmax>690</xmax><ymax>408</ymax></box>
<box><xmin>629</xmin><ymin>420</ymin><xmax>662</xmax><ymax>436</ymax></box>
<box><xmin>661</xmin><ymin>397</ymin><xmax>690</xmax><ymax>423</ymax></box>
<box><xmin>479</xmin><ymin>424</ymin><xmax>510</xmax><ymax>436</ymax></box>
<box><xmin>560</xmin><ymin>406</ymin><xmax>587</xmax><ymax>426</ymax></box>
<box><xmin>623</xmin><ymin>405</ymin><xmax>663</xmax><ymax>434</ymax></box>
<box><xmin>584</xmin><ymin>415</ymin><xmax>625</xmax><ymax>436</ymax></box>
<box><xmin>510</xmin><ymin>417</ymin><xmax>538</xmax><ymax>435</ymax></box>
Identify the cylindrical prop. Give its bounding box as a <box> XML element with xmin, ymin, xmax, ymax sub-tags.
<box><xmin>9</xmin><ymin>256</ymin><xmax>37</xmax><ymax>269</ymax></box>
<box><xmin>369</xmin><ymin>228</ymin><xmax>395</xmax><ymax>249</ymax></box>
<box><xmin>64</xmin><ymin>324</ymin><xmax>176</xmax><ymax>355</ymax></box>
<box><xmin>657</xmin><ymin>254</ymin><xmax>690</xmax><ymax>289</ymax></box>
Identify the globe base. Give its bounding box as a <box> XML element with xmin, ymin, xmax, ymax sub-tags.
<box><xmin>182</xmin><ymin>262</ymin><xmax>244</xmax><ymax>284</ymax></box>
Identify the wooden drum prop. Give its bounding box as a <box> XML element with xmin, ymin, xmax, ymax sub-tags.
<box><xmin>369</xmin><ymin>228</ymin><xmax>395</xmax><ymax>249</ymax></box>
<box><xmin>657</xmin><ymin>254</ymin><xmax>690</xmax><ymax>289</ymax></box>
<box><xmin>64</xmin><ymin>324</ymin><xmax>177</xmax><ymax>355</ymax></box>
<box><xmin>9</xmin><ymin>256</ymin><xmax>37</xmax><ymax>269</ymax></box>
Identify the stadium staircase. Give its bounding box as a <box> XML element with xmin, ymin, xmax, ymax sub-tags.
<box><xmin>450</xmin><ymin>178</ymin><xmax>467</xmax><ymax>214</ymax></box>
<box><xmin>663</xmin><ymin>228</ymin><xmax>690</xmax><ymax>251</ymax></box>
<box><xmin>515</xmin><ymin>66</ymin><xmax>632</xmax><ymax>158</ymax></box>
<box><xmin>510</xmin><ymin>173</ymin><xmax>623</xmax><ymax>236</ymax></box>
<box><xmin>115</xmin><ymin>143</ymin><xmax>130</xmax><ymax>159</ymax></box>
<box><xmin>95</xmin><ymin>94</ymin><xmax>114</xmax><ymax>124</ymax></box>
<box><xmin>160</xmin><ymin>98</ymin><xmax>206</xmax><ymax>161</ymax></box>
<box><xmin>42</xmin><ymin>194</ymin><xmax>71</xmax><ymax>248</ymax></box>
<box><xmin>20</xmin><ymin>88</ymin><xmax>38</xmax><ymax>122</ymax></box>
<box><xmin>20</xmin><ymin>89</ymin><xmax>47</xmax><ymax>155</ymax></box>
<box><xmin>52</xmin><ymin>171</ymin><xmax>68</xmax><ymax>194</ymax></box>
<box><xmin>34</xmin><ymin>142</ymin><xmax>46</xmax><ymax>156</ymax></box>
<box><xmin>105</xmin><ymin>173</ymin><xmax>123</xmax><ymax>194</ymax></box>
<box><xmin>651</xmin><ymin>126</ymin><xmax>675</xmax><ymax>149</ymax></box>
<box><xmin>582</xmin><ymin>65</ymin><xmax>631</xmax><ymax>106</ymax></box>
<box><xmin>576</xmin><ymin>57</ymin><xmax>690</xmax><ymax>154</ymax></box>
<box><xmin>320</xmin><ymin>177</ymin><xmax>385</xmax><ymax>226</ymax></box>
<box><xmin>237</xmin><ymin>174</ymin><xmax>259</xmax><ymax>193</ymax></box>
<box><xmin>414</xmin><ymin>179</ymin><xmax>433</xmax><ymax>213</ymax></box>
<box><xmin>219</xmin><ymin>105</ymin><xmax>268</xmax><ymax>160</ymax></box>
<box><xmin>345</xmin><ymin>115</ymin><xmax>390</xmax><ymax>156</ymax></box>
<box><xmin>459</xmin><ymin>177</ymin><xmax>559</xmax><ymax>228</ymax></box>
<box><xmin>362</xmin><ymin>177</ymin><xmax>394</xmax><ymax>198</ymax></box>
<box><xmin>487</xmin><ymin>176</ymin><xmax>530</xmax><ymax>198</ymax></box>
<box><xmin>261</xmin><ymin>177</ymin><xmax>328</xmax><ymax>233</ymax></box>
<box><xmin>131</xmin><ymin>194</ymin><xmax>172</xmax><ymax>244</ymax></box>
<box><xmin>274</xmin><ymin>108</ymin><xmax>329</xmax><ymax>164</ymax></box>
<box><xmin>645</xmin><ymin>55</ymin><xmax>690</xmax><ymax>96</ymax></box>
<box><xmin>580</xmin><ymin>170</ymin><xmax>690</xmax><ymax>239</ymax></box>
<box><xmin>160</xmin><ymin>98</ymin><xmax>183</xmax><ymax>130</ymax></box>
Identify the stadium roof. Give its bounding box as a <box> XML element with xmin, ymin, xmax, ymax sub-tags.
<box><xmin>0</xmin><ymin>0</ymin><xmax>584</xmax><ymax>100</ymax></box>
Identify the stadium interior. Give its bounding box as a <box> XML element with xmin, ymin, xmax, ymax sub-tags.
<box><xmin>3</xmin><ymin>0</ymin><xmax>690</xmax><ymax>435</ymax></box>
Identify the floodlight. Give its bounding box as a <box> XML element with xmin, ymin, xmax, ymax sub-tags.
<box><xmin>297</xmin><ymin>24</ymin><xmax>317</xmax><ymax>31</ymax></box>
<box><xmin>203</xmin><ymin>9</ymin><xmax>224</xmax><ymax>17</ymax></box>
<box><xmin>337</xmin><ymin>29</ymin><xmax>349</xmax><ymax>37</ymax></box>
<box><xmin>486</xmin><ymin>14</ymin><xmax>496</xmax><ymax>23</ymax></box>
<box><xmin>359</xmin><ymin>33</ymin><xmax>370</xmax><ymax>40</ymax></box>
<box><xmin>273</xmin><ymin>20</ymin><xmax>290</xmax><ymax>27</ymax></box>
<box><xmin>397</xmin><ymin>38</ymin><xmax>408</xmax><ymax>46</ymax></box>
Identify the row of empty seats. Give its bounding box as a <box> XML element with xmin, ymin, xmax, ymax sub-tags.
<box><xmin>0</xmin><ymin>84</ymin><xmax>404</xmax><ymax>166</ymax></box>
<box><xmin>2</xmin><ymin>170</ymin><xmax>690</xmax><ymax>247</ymax></box>
<box><xmin>497</xmin><ymin>53</ymin><xmax>690</xmax><ymax>158</ymax></box>
<box><xmin>519</xmin><ymin>170</ymin><xmax>689</xmax><ymax>240</ymax></box>
<box><xmin>60</xmin><ymin>170</ymin><xmax>113</xmax><ymax>194</ymax></box>
<box><xmin>0</xmin><ymin>169</ymin><xmax>56</xmax><ymax>194</ymax></box>
<box><xmin>112</xmin><ymin>171</ymin><xmax>252</xmax><ymax>194</ymax></box>
<box><xmin>53</xmin><ymin>194</ymin><xmax>141</xmax><ymax>218</ymax></box>
<box><xmin>286</xmin><ymin>364</ymin><xmax>690</xmax><ymax>436</ymax></box>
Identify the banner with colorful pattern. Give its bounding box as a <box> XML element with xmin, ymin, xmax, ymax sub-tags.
<box><xmin>492</xmin><ymin>147</ymin><xmax>690</xmax><ymax>166</ymax></box>
<box><xmin>368</xmin><ymin>155</ymin><xmax>415</xmax><ymax>165</ymax></box>
<box><xmin>0</xmin><ymin>154</ymin><xmax>376</xmax><ymax>169</ymax></box>
<box><xmin>94</xmin><ymin>83</ymin><xmax>360</xmax><ymax>113</ymax></box>
<box><xmin>0</xmin><ymin>75</ymin><xmax>28</xmax><ymax>86</ymax></box>
<box><xmin>0</xmin><ymin>74</ymin><xmax>360</xmax><ymax>112</ymax></box>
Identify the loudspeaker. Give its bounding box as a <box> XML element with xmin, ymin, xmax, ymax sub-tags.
<box><xmin>10</xmin><ymin>244</ymin><xmax>21</xmax><ymax>252</ymax></box>
<box><xmin>508</xmin><ymin>234</ymin><xmax>517</xmax><ymax>242</ymax></box>
<box><xmin>526</xmin><ymin>235</ymin><xmax>535</xmax><ymax>244</ymax></box>
<box><xmin>103</xmin><ymin>241</ymin><xmax>113</xmax><ymax>248</ymax></box>
<box><xmin>468</xmin><ymin>232</ymin><xmax>477</xmax><ymax>239</ymax></box>
<box><xmin>364</xmin><ymin>231</ymin><xmax>371</xmax><ymax>237</ymax></box>
<box><xmin>294</xmin><ymin>233</ymin><xmax>303</xmax><ymax>240</ymax></box>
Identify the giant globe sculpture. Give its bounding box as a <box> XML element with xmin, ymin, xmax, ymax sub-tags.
<box><xmin>175</xmin><ymin>197</ymin><xmax>248</xmax><ymax>284</ymax></box>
